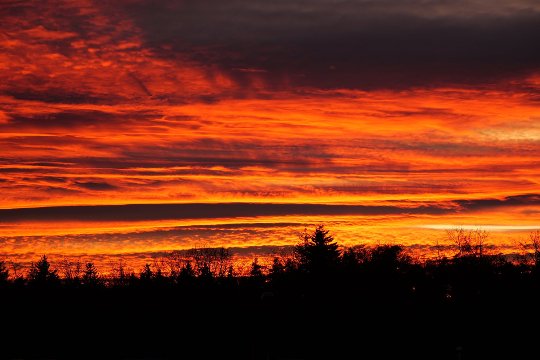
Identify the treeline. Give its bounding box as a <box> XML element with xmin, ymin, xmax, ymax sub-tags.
<box><xmin>1</xmin><ymin>226</ymin><xmax>540</xmax><ymax>291</ymax></box>
<box><xmin>1</xmin><ymin>226</ymin><xmax>540</xmax><ymax>359</ymax></box>
<box><xmin>0</xmin><ymin>246</ymin><xmax>236</xmax><ymax>288</ymax></box>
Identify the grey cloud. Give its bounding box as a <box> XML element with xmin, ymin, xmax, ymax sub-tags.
<box><xmin>74</xmin><ymin>181</ymin><xmax>118</xmax><ymax>191</ymax></box>
<box><xmin>456</xmin><ymin>193</ymin><xmax>540</xmax><ymax>211</ymax></box>
<box><xmin>0</xmin><ymin>202</ymin><xmax>450</xmax><ymax>223</ymax></box>
<box><xmin>118</xmin><ymin>0</ymin><xmax>540</xmax><ymax>89</ymax></box>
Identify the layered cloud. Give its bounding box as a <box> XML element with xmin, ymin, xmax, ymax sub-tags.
<box><xmin>1</xmin><ymin>0</ymin><xmax>539</xmax><ymax>267</ymax></box>
<box><xmin>2</xmin><ymin>88</ymin><xmax>540</xmax><ymax>208</ymax></box>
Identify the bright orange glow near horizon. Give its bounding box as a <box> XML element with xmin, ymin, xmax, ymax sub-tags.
<box><xmin>2</xmin><ymin>0</ymin><xmax>540</xmax><ymax>272</ymax></box>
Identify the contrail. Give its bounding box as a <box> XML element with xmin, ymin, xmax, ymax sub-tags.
<box><xmin>128</xmin><ymin>71</ymin><xmax>152</xmax><ymax>97</ymax></box>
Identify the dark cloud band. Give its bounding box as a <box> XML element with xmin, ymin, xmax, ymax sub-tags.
<box><xmin>0</xmin><ymin>202</ymin><xmax>449</xmax><ymax>222</ymax></box>
<box><xmin>122</xmin><ymin>0</ymin><xmax>540</xmax><ymax>89</ymax></box>
<box><xmin>2</xmin><ymin>193</ymin><xmax>538</xmax><ymax>222</ymax></box>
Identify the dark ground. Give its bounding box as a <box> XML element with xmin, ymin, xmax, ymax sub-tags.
<box><xmin>0</xmin><ymin>284</ymin><xmax>538</xmax><ymax>359</ymax></box>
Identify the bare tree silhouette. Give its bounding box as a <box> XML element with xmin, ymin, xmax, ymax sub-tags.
<box><xmin>447</xmin><ymin>228</ymin><xmax>489</xmax><ymax>258</ymax></box>
<box><xmin>60</xmin><ymin>259</ymin><xmax>82</xmax><ymax>285</ymax></box>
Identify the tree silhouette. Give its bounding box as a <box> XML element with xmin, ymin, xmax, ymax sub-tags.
<box><xmin>140</xmin><ymin>263</ymin><xmax>153</xmax><ymax>282</ymax></box>
<box><xmin>112</xmin><ymin>259</ymin><xmax>128</xmax><ymax>287</ymax></box>
<box><xmin>524</xmin><ymin>230</ymin><xmax>540</xmax><ymax>272</ymax></box>
<box><xmin>0</xmin><ymin>261</ymin><xmax>9</xmax><ymax>284</ymax></box>
<box><xmin>82</xmin><ymin>262</ymin><xmax>100</xmax><ymax>287</ymax></box>
<box><xmin>154</xmin><ymin>267</ymin><xmax>166</xmax><ymax>285</ymax></box>
<box><xmin>295</xmin><ymin>225</ymin><xmax>341</xmax><ymax>275</ymax></box>
<box><xmin>178</xmin><ymin>261</ymin><xmax>196</xmax><ymax>285</ymax></box>
<box><xmin>60</xmin><ymin>260</ymin><xmax>82</xmax><ymax>286</ymax></box>
<box><xmin>226</xmin><ymin>264</ymin><xmax>235</xmax><ymax>279</ymax></box>
<box><xmin>185</xmin><ymin>246</ymin><xmax>231</xmax><ymax>278</ymax></box>
<box><xmin>28</xmin><ymin>255</ymin><xmax>59</xmax><ymax>286</ymax></box>
<box><xmin>269</xmin><ymin>257</ymin><xmax>284</xmax><ymax>278</ymax></box>
<box><xmin>447</xmin><ymin>228</ymin><xmax>488</xmax><ymax>258</ymax></box>
<box><xmin>198</xmin><ymin>263</ymin><xmax>213</xmax><ymax>281</ymax></box>
<box><xmin>341</xmin><ymin>245</ymin><xmax>369</xmax><ymax>276</ymax></box>
<box><xmin>369</xmin><ymin>244</ymin><xmax>410</xmax><ymax>269</ymax></box>
<box><xmin>250</xmin><ymin>258</ymin><xmax>264</xmax><ymax>278</ymax></box>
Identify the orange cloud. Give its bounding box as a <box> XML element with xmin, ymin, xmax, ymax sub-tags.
<box><xmin>1</xmin><ymin>0</ymin><xmax>540</xmax><ymax>270</ymax></box>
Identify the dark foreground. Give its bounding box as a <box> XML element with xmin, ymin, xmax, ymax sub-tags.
<box><xmin>1</xmin><ymin>268</ymin><xmax>539</xmax><ymax>359</ymax></box>
<box><xmin>1</xmin><ymin>227</ymin><xmax>540</xmax><ymax>359</ymax></box>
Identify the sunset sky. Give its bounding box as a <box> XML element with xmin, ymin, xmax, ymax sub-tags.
<box><xmin>1</xmin><ymin>0</ymin><xmax>540</xmax><ymax>270</ymax></box>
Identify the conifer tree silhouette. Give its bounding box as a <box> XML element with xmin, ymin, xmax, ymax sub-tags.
<box><xmin>82</xmin><ymin>262</ymin><xmax>100</xmax><ymax>287</ymax></box>
<box><xmin>295</xmin><ymin>225</ymin><xmax>341</xmax><ymax>275</ymax></box>
<box><xmin>28</xmin><ymin>255</ymin><xmax>59</xmax><ymax>286</ymax></box>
